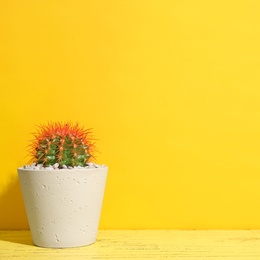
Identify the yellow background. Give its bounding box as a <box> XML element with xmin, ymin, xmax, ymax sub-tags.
<box><xmin>1</xmin><ymin>0</ymin><xmax>260</xmax><ymax>229</ymax></box>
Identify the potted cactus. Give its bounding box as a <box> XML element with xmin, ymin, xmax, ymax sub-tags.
<box><xmin>18</xmin><ymin>122</ymin><xmax>108</xmax><ymax>248</ymax></box>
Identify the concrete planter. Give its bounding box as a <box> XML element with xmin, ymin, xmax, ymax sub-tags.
<box><xmin>18</xmin><ymin>166</ymin><xmax>108</xmax><ymax>248</ymax></box>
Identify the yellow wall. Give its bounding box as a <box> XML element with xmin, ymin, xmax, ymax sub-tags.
<box><xmin>1</xmin><ymin>0</ymin><xmax>260</xmax><ymax>229</ymax></box>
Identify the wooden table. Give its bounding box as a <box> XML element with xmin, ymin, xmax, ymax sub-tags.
<box><xmin>1</xmin><ymin>230</ymin><xmax>260</xmax><ymax>259</ymax></box>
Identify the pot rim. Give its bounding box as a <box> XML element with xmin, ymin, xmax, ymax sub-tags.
<box><xmin>18</xmin><ymin>165</ymin><xmax>108</xmax><ymax>173</ymax></box>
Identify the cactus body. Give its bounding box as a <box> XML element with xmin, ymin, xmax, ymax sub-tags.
<box><xmin>29</xmin><ymin>122</ymin><xmax>95</xmax><ymax>168</ymax></box>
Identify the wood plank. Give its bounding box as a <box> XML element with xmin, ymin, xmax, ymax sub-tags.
<box><xmin>1</xmin><ymin>230</ymin><xmax>260</xmax><ymax>259</ymax></box>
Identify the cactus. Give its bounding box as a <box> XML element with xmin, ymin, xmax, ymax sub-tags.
<box><xmin>29</xmin><ymin>122</ymin><xmax>95</xmax><ymax>168</ymax></box>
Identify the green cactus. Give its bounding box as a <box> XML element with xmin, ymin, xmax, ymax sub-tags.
<box><xmin>29</xmin><ymin>122</ymin><xmax>95</xmax><ymax>168</ymax></box>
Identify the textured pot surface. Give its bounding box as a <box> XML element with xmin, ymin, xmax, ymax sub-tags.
<box><xmin>18</xmin><ymin>167</ymin><xmax>108</xmax><ymax>248</ymax></box>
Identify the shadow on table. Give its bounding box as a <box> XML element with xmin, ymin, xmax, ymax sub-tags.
<box><xmin>0</xmin><ymin>230</ymin><xmax>34</xmax><ymax>246</ymax></box>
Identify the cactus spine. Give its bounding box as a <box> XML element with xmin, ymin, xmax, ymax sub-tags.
<box><xmin>29</xmin><ymin>122</ymin><xmax>95</xmax><ymax>168</ymax></box>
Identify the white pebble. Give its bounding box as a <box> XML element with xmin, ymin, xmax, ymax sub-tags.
<box><xmin>87</xmin><ymin>162</ymin><xmax>94</xmax><ymax>167</ymax></box>
<box><xmin>35</xmin><ymin>166</ymin><xmax>42</xmax><ymax>170</ymax></box>
<box><xmin>53</xmin><ymin>163</ymin><xmax>59</xmax><ymax>169</ymax></box>
<box><xmin>87</xmin><ymin>162</ymin><xmax>96</xmax><ymax>168</ymax></box>
<box><xmin>23</xmin><ymin>162</ymin><xmax>106</xmax><ymax>170</ymax></box>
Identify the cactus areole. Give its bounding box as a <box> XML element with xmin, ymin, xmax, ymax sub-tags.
<box><xmin>29</xmin><ymin>122</ymin><xmax>95</xmax><ymax>168</ymax></box>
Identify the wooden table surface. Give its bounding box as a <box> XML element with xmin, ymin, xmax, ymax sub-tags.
<box><xmin>1</xmin><ymin>230</ymin><xmax>260</xmax><ymax>259</ymax></box>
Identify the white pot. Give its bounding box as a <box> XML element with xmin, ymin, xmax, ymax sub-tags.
<box><xmin>18</xmin><ymin>166</ymin><xmax>108</xmax><ymax>248</ymax></box>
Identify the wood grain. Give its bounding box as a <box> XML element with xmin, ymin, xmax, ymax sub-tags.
<box><xmin>1</xmin><ymin>230</ymin><xmax>260</xmax><ymax>259</ymax></box>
